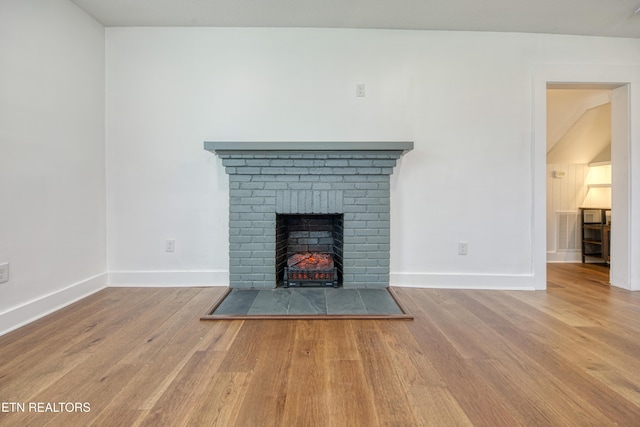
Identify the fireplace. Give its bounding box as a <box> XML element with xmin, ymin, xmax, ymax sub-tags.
<box><xmin>204</xmin><ymin>141</ymin><xmax>413</xmax><ymax>289</ymax></box>
<box><xmin>276</xmin><ymin>214</ymin><xmax>343</xmax><ymax>287</ymax></box>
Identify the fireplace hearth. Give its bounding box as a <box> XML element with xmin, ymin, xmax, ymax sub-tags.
<box><xmin>205</xmin><ymin>141</ymin><xmax>413</xmax><ymax>289</ymax></box>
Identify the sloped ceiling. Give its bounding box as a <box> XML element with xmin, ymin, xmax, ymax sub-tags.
<box><xmin>69</xmin><ymin>0</ymin><xmax>640</xmax><ymax>37</ymax></box>
<box><xmin>547</xmin><ymin>103</ymin><xmax>611</xmax><ymax>165</ymax></box>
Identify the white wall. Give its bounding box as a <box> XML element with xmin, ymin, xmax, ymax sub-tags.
<box><xmin>0</xmin><ymin>0</ymin><xmax>106</xmax><ymax>334</ymax></box>
<box><xmin>105</xmin><ymin>27</ymin><xmax>640</xmax><ymax>289</ymax></box>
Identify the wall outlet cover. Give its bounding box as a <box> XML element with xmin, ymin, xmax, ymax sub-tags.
<box><xmin>0</xmin><ymin>263</ymin><xmax>9</xmax><ymax>284</ymax></box>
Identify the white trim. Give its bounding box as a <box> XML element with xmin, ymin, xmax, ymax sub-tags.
<box><xmin>390</xmin><ymin>273</ymin><xmax>535</xmax><ymax>290</ymax></box>
<box><xmin>0</xmin><ymin>273</ymin><xmax>107</xmax><ymax>336</ymax></box>
<box><xmin>533</xmin><ymin>63</ymin><xmax>640</xmax><ymax>292</ymax></box>
<box><xmin>547</xmin><ymin>251</ymin><xmax>582</xmax><ymax>263</ymax></box>
<box><xmin>107</xmin><ymin>270</ymin><xmax>228</xmax><ymax>286</ymax></box>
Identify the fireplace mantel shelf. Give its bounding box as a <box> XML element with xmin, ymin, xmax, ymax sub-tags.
<box><xmin>204</xmin><ymin>141</ymin><xmax>413</xmax><ymax>155</ymax></box>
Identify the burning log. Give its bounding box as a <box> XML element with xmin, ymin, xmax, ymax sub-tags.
<box><xmin>287</xmin><ymin>252</ymin><xmax>334</xmax><ymax>271</ymax></box>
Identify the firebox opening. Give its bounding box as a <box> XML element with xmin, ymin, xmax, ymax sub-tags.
<box><xmin>276</xmin><ymin>214</ymin><xmax>344</xmax><ymax>288</ymax></box>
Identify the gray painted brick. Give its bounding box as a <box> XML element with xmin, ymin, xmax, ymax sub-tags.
<box><xmin>251</xmin><ymin>204</ymin><xmax>278</xmax><ymax>213</ymax></box>
<box><xmin>236</xmin><ymin>167</ymin><xmax>261</xmax><ymax>174</ymax></box>
<box><xmin>264</xmin><ymin>182</ymin><xmax>289</xmax><ymax>190</ymax></box>
<box><xmin>233</xmin><ymin>266</ymin><xmax>254</xmax><ymax>274</ymax></box>
<box><xmin>355</xmin><ymin>274</ymin><xmax>385</xmax><ymax>283</ymax></box>
<box><xmin>292</xmin><ymin>159</ymin><xmax>315</xmax><ymax>167</ymax></box>
<box><xmin>239</xmin><ymin>182</ymin><xmax>265</xmax><ymax>190</ymax></box>
<box><xmin>365</xmin><ymin>205</ymin><xmax>390</xmax><ymax>213</ymax></box>
<box><xmin>353</xmin><ymin>198</ymin><xmax>385</xmax><ymax>206</ymax></box>
<box><xmin>245</xmin><ymin>159</ymin><xmax>271</xmax><ymax>167</ymax></box>
<box><xmin>288</xmin><ymin>182</ymin><xmax>313</xmax><ymax>190</ymax></box>
<box><xmin>232</xmin><ymin>190</ymin><xmax>253</xmax><ymax>199</ymax></box>
<box><xmin>354</xmin><ymin>183</ymin><xmax>380</xmax><ymax>190</ymax></box>
<box><xmin>366</xmin><ymin>190</ymin><xmax>389</xmax><ymax>198</ymax></box>
<box><xmin>358</xmin><ymin>213</ymin><xmax>383</xmax><ymax>221</ymax></box>
<box><xmin>311</xmin><ymin>182</ymin><xmax>332</xmax><ymax>190</ymax></box>
<box><xmin>240</xmin><ymin>228</ymin><xmax>265</xmax><ymax>236</ymax></box>
<box><xmin>275</xmin><ymin>175</ymin><xmax>300</xmax><ymax>182</ymax></box>
<box><xmin>230</xmin><ymin>220</ymin><xmax>253</xmax><ymax>228</ymax></box>
<box><xmin>229</xmin><ymin>235</ymin><xmax>252</xmax><ymax>243</ymax></box>
<box><xmin>266</xmin><ymin>167</ymin><xmax>309</xmax><ymax>175</ymax></box>
<box><xmin>229</xmin><ymin>175</ymin><xmax>251</xmax><ymax>182</ymax></box>
<box><xmin>237</xmin><ymin>242</ymin><xmax>267</xmax><ymax>252</ymax></box>
<box><xmin>252</xmin><ymin>251</ymin><xmax>273</xmax><ymax>259</ymax></box>
<box><xmin>372</xmin><ymin>159</ymin><xmax>397</xmax><ymax>167</ymax></box>
<box><xmin>324</xmin><ymin>160</ymin><xmax>349</xmax><ymax>167</ymax></box>
<box><xmin>346</xmin><ymin>205</ymin><xmax>367</xmax><ymax>213</ymax></box>
<box><xmin>357</xmin><ymin>167</ymin><xmax>383</xmax><ymax>175</ymax></box>
<box><xmin>354</xmin><ymin>229</ymin><xmax>380</xmax><ymax>236</ymax></box>
<box><xmin>251</xmin><ymin>190</ymin><xmax>276</xmax><ymax>197</ymax></box>
<box><xmin>240</xmin><ymin>197</ymin><xmax>264</xmax><ymax>205</ymax></box>
<box><xmin>221</xmin><ymin>159</ymin><xmax>247</xmax><ymax>167</ymax></box>
<box><xmin>269</xmin><ymin>159</ymin><xmax>295</xmax><ymax>167</ymax></box>
<box><xmin>344</xmin><ymin>251</ymin><xmax>368</xmax><ymax>259</ymax></box>
<box><xmin>238</xmin><ymin>212</ymin><xmax>272</xmax><ymax>221</ymax></box>
<box><xmin>240</xmin><ymin>258</ymin><xmax>266</xmax><ymax>266</ymax></box>
<box><xmin>308</xmin><ymin>167</ymin><xmax>331</xmax><ymax>175</ymax></box>
<box><xmin>365</xmin><ymin>267</ymin><xmax>389</xmax><ymax>275</ymax></box>
<box><xmin>347</xmin><ymin>237</ymin><xmax>368</xmax><ymax>244</ymax></box>
<box><xmin>252</xmin><ymin>266</ymin><xmax>275</xmax><ymax>274</ymax></box>
<box><xmin>377</xmin><ymin>258</ymin><xmax>390</xmax><ymax>267</ymax></box>
<box><xmin>366</xmin><ymin>221</ymin><xmax>390</xmax><ymax>229</ymax></box>
<box><xmin>348</xmin><ymin>160</ymin><xmax>374</xmax><ymax>167</ymax></box>
<box><xmin>230</xmin><ymin>250</ymin><xmax>253</xmax><ymax>258</ymax></box>
<box><xmin>355</xmin><ymin>244</ymin><xmax>381</xmax><ymax>252</ymax></box>
<box><xmin>229</xmin><ymin>203</ymin><xmax>251</xmax><ymax>213</ymax></box>
<box><xmin>219</xmin><ymin>149</ymin><xmax>406</xmax><ymax>289</ymax></box>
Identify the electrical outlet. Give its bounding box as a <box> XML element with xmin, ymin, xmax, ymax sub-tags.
<box><xmin>165</xmin><ymin>239</ymin><xmax>175</xmax><ymax>253</ymax></box>
<box><xmin>356</xmin><ymin>83</ymin><xmax>366</xmax><ymax>97</ymax></box>
<box><xmin>458</xmin><ymin>242</ymin><xmax>468</xmax><ymax>255</ymax></box>
<box><xmin>0</xmin><ymin>263</ymin><xmax>9</xmax><ymax>284</ymax></box>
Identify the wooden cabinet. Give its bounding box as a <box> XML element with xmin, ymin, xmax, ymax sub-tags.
<box><xmin>580</xmin><ymin>208</ymin><xmax>611</xmax><ymax>264</ymax></box>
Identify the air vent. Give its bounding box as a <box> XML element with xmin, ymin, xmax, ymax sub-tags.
<box><xmin>557</xmin><ymin>211</ymin><xmax>580</xmax><ymax>251</ymax></box>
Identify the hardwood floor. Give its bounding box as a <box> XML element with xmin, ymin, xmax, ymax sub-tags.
<box><xmin>1</xmin><ymin>263</ymin><xmax>639</xmax><ymax>426</ymax></box>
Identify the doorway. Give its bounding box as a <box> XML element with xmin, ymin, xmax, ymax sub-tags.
<box><xmin>533</xmin><ymin>71</ymin><xmax>632</xmax><ymax>291</ymax></box>
<box><xmin>546</xmin><ymin>86</ymin><xmax>612</xmax><ymax>281</ymax></box>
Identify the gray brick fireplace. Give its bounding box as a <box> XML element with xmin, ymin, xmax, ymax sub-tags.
<box><xmin>205</xmin><ymin>141</ymin><xmax>413</xmax><ymax>289</ymax></box>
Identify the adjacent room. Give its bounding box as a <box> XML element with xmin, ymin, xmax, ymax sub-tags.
<box><xmin>1</xmin><ymin>0</ymin><xmax>640</xmax><ymax>425</ymax></box>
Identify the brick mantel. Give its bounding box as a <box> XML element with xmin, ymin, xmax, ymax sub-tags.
<box><xmin>205</xmin><ymin>141</ymin><xmax>413</xmax><ymax>289</ymax></box>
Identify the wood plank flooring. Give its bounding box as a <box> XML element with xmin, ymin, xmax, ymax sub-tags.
<box><xmin>1</xmin><ymin>263</ymin><xmax>639</xmax><ymax>426</ymax></box>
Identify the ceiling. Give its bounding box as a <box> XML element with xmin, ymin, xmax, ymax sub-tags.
<box><xmin>70</xmin><ymin>0</ymin><xmax>640</xmax><ymax>38</ymax></box>
<box><xmin>547</xmin><ymin>89</ymin><xmax>611</xmax><ymax>165</ymax></box>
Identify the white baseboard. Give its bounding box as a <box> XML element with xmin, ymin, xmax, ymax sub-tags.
<box><xmin>547</xmin><ymin>251</ymin><xmax>582</xmax><ymax>263</ymax></box>
<box><xmin>107</xmin><ymin>270</ymin><xmax>229</xmax><ymax>287</ymax></box>
<box><xmin>0</xmin><ymin>273</ymin><xmax>107</xmax><ymax>336</ymax></box>
<box><xmin>390</xmin><ymin>272</ymin><xmax>536</xmax><ymax>290</ymax></box>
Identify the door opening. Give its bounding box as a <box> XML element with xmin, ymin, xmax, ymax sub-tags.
<box><xmin>544</xmin><ymin>82</ymin><xmax>630</xmax><ymax>288</ymax></box>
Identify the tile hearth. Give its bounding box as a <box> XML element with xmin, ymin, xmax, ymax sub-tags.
<box><xmin>203</xmin><ymin>287</ymin><xmax>412</xmax><ymax>318</ymax></box>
